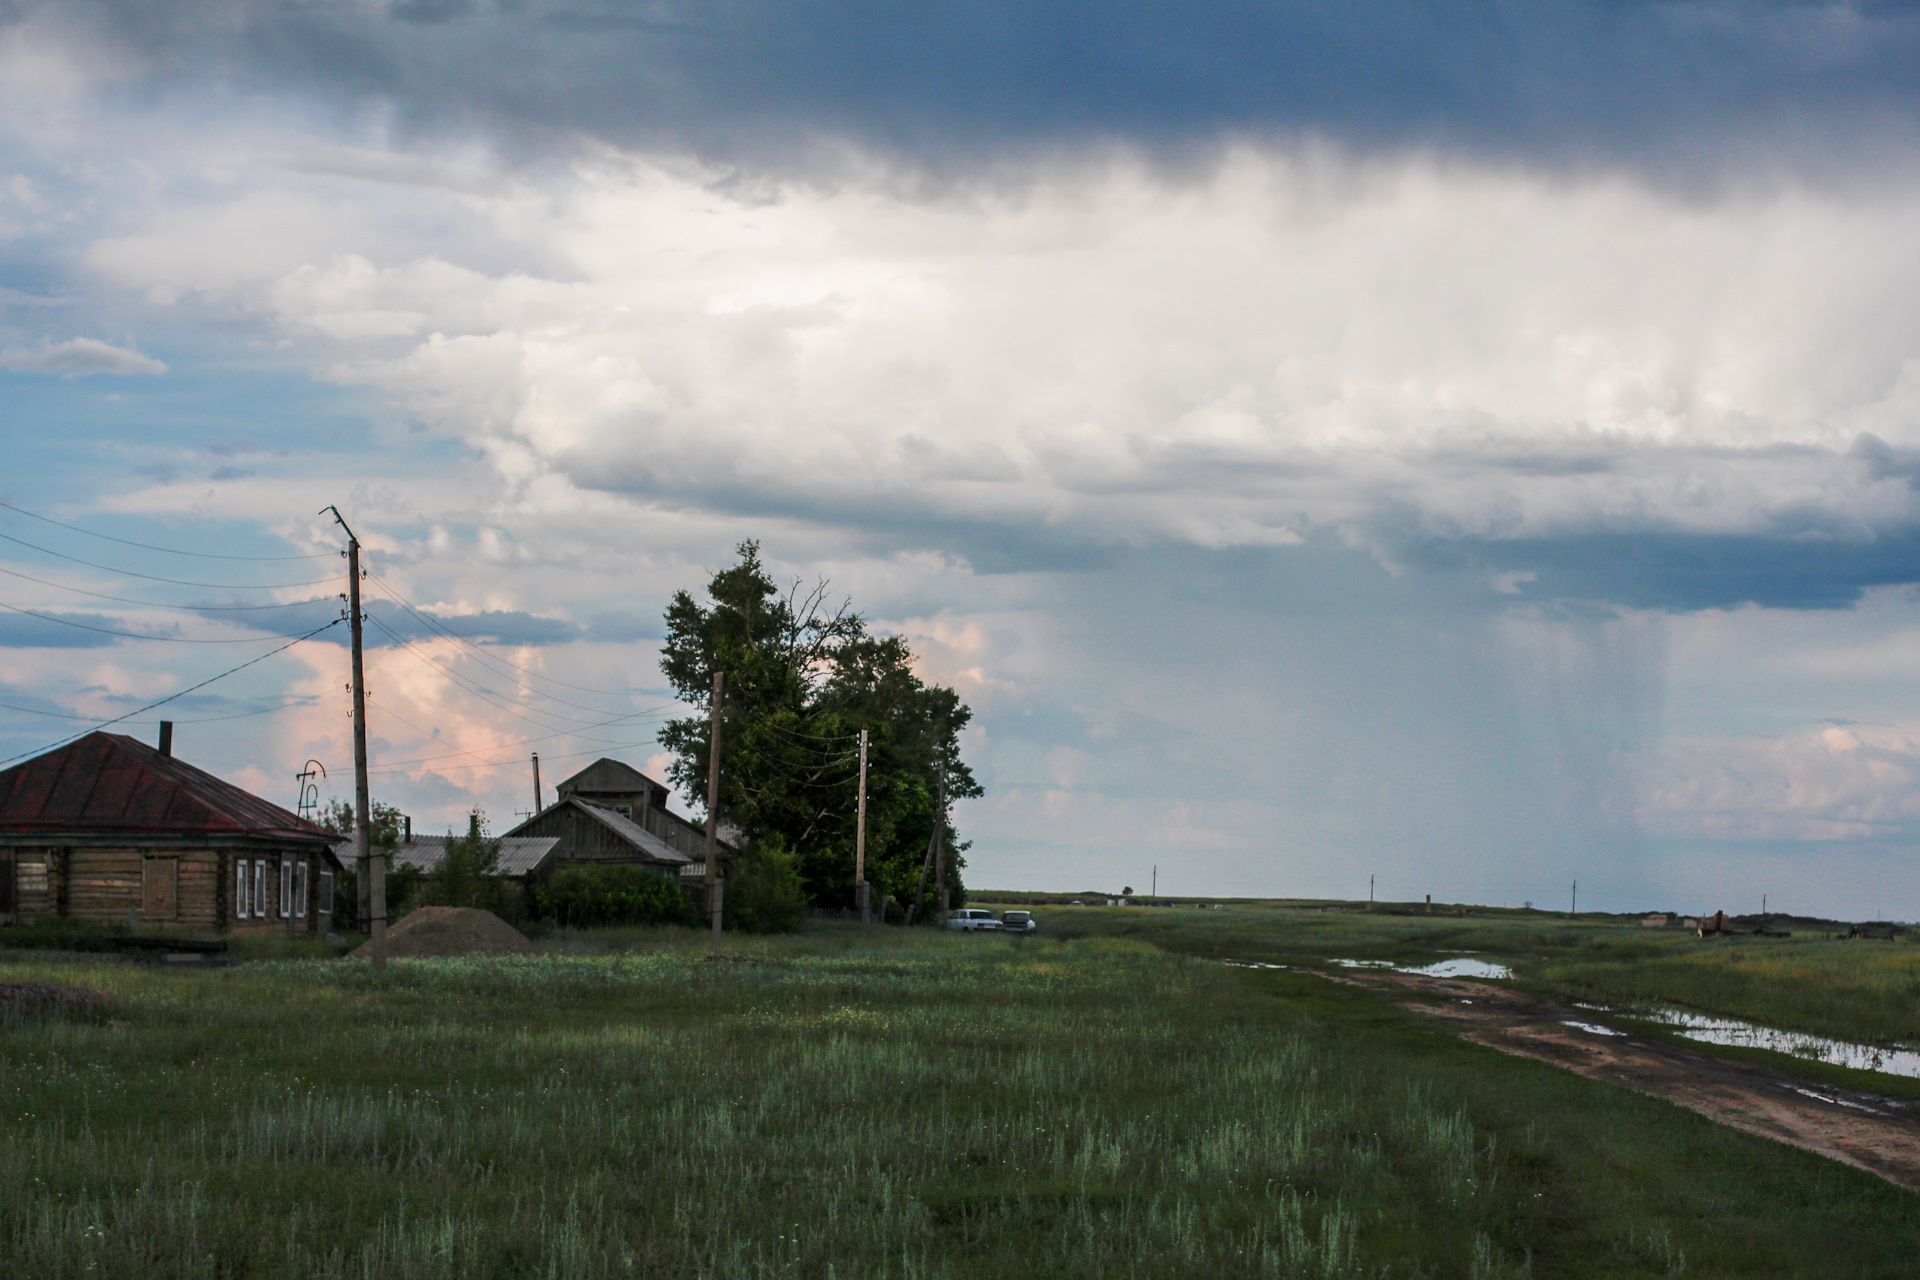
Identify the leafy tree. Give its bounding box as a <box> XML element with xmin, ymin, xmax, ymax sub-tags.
<box><xmin>537</xmin><ymin>866</ymin><xmax>693</xmax><ymax>927</ymax></box>
<box><xmin>659</xmin><ymin>541</ymin><xmax>981</xmax><ymax>911</ymax></box>
<box><xmin>432</xmin><ymin>809</ymin><xmax>514</xmax><ymax>919</ymax></box>
<box><xmin>724</xmin><ymin>835</ymin><xmax>807</xmax><ymax>934</ymax></box>
<box><xmin>318</xmin><ymin>798</ymin><xmax>419</xmax><ymax>928</ymax></box>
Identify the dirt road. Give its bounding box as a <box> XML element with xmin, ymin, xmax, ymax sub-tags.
<box><xmin>1328</xmin><ymin>968</ymin><xmax>1920</xmax><ymax>1191</ymax></box>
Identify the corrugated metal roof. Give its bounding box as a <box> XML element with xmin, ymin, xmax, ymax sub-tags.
<box><xmin>328</xmin><ymin>833</ymin><xmax>561</xmax><ymax>878</ymax></box>
<box><xmin>0</xmin><ymin>731</ymin><xmax>335</xmax><ymax>844</ymax></box>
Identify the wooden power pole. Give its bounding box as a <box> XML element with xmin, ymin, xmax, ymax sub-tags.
<box><xmin>704</xmin><ymin>669</ymin><xmax>724</xmax><ymax>954</ymax></box>
<box><xmin>325</xmin><ymin>506</ymin><xmax>384</xmax><ymax>969</ymax></box>
<box><xmin>933</xmin><ymin>762</ymin><xmax>948</xmax><ymax>927</ymax></box>
<box><xmin>856</xmin><ymin>729</ymin><xmax>870</xmax><ymax>930</ymax></box>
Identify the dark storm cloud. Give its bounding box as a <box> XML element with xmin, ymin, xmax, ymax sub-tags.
<box><xmin>1412</xmin><ymin>530</ymin><xmax>1920</xmax><ymax>613</ymax></box>
<box><xmin>40</xmin><ymin>0</ymin><xmax>1920</xmax><ymax>170</ymax></box>
<box><xmin>0</xmin><ymin>610</ymin><xmax>149</xmax><ymax>648</ymax></box>
<box><xmin>303</xmin><ymin>600</ymin><xmax>584</xmax><ymax>647</ymax></box>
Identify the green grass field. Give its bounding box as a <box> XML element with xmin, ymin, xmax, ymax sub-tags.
<box><xmin>5</xmin><ymin>923</ymin><xmax>1920</xmax><ymax>1278</ymax></box>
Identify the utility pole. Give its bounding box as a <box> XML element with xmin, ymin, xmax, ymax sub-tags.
<box><xmin>531</xmin><ymin>753</ymin><xmax>543</xmax><ymax>814</ymax></box>
<box><xmin>324</xmin><ymin>506</ymin><xmax>384</xmax><ymax>969</ymax></box>
<box><xmin>1369</xmin><ymin>874</ymin><xmax>1374</xmax><ymax>911</ymax></box>
<box><xmin>1151</xmin><ymin>865</ymin><xmax>1157</xmax><ymax>898</ymax></box>
<box><xmin>1570</xmin><ymin>879</ymin><xmax>1577</xmax><ymax>919</ymax></box>
<box><xmin>933</xmin><ymin>761</ymin><xmax>949</xmax><ymax>927</ymax></box>
<box><xmin>704</xmin><ymin>669</ymin><xmax>724</xmax><ymax>954</ymax></box>
<box><xmin>856</xmin><ymin>729</ymin><xmax>870</xmax><ymax>930</ymax></box>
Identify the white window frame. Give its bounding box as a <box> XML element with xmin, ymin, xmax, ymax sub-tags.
<box><xmin>254</xmin><ymin>860</ymin><xmax>266</xmax><ymax>920</ymax></box>
<box><xmin>235</xmin><ymin>859</ymin><xmax>250</xmax><ymax>918</ymax></box>
<box><xmin>292</xmin><ymin>859</ymin><xmax>308</xmax><ymax>920</ymax></box>
<box><xmin>280</xmin><ymin>859</ymin><xmax>293</xmax><ymax>918</ymax></box>
<box><xmin>318</xmin><ymin>869</ymin><xmax>334</xmax><ymax>918</ymax></box>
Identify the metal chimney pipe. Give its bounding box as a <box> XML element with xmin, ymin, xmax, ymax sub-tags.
<box><xmin>158</xmin><ymin>721</ymin><xmax>173</xmax><ymax>757</ymax></box>
<box><xmin>404</xmin><ymin>815</ymin><xmax>412</xmax><ymax>844</ymax></box>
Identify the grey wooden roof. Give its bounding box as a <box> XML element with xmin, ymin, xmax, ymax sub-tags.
<box><xmin>554</xmin><ymin>757</ymin><xmax>657</xmax><ymax>795</ymax></box>
<box><xmin>328</xmin><ymin>834</ymin><xmax>561</xmax><ymax>878</ymax></box>
<box><xmin>540</xmin><ymin>796</ymin><xmax>695</xmax><ymax>864</ymax></box>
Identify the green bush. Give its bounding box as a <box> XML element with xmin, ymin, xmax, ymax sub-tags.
<box><xmin>536</xmin><ymin>865</ymin><xmax>694</xmax><ymax>927</ymax></box>
<box><xmin>724</xmin><ymin>839</ymin><xmax>807</xmax><ymax>934</ymax></box>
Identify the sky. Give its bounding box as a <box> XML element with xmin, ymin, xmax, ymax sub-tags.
<box><xmin>6</xmin><ymin>1</ymin><xmax>1920</xmax><ymax>916</ymax></box>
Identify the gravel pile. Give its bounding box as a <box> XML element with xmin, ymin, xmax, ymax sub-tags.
<box><xmin>350</xmin><ymin>906</ymin><xmax>536</xmax><ymax>958</ymax></box>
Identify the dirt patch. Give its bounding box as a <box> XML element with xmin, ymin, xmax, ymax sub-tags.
<box><xmin>1326</xmin><ymin>968</ymin><xmax>1920</xmax><ymax>1192</ymax></box>
<box><xmin>350</xmin><ymin>907</ymin><xmax>535</xmax><ymax>959</ymax></box>
<box><xmin>0</xmin><ymin>982</ymin><xmax>110</xmax><ymax>1018</ymax></box>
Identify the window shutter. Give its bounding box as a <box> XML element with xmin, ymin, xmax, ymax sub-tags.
<box><xmin>235</xmin><ymin>859</ymin><xmax>249</xmax><ymax>918</ymax></box>
<box><xmin>280</xmin><ymin>859</ymin><xmax>293</xmax><ymax>918</ymax></box>
<box><xmin>293</xmin><ymin>860</ymin><xmax>307</xmax><ymax>919</ymax></box>
<box><xmin>253</xmin><ymin>862</ymin><xmax>265</xmax><ymax>919</ymax></box>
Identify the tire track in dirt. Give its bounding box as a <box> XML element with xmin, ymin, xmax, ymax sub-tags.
<box><xmin>1324</xmin><ymin>968</ymin><xmax>1920</xmax><ymax>1192</ymax></box>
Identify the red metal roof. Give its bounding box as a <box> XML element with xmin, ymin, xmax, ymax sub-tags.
<box><xmin>0</xmin><ymin>732</ymin><xmax>334</xmax><ymax>844</ymax></box>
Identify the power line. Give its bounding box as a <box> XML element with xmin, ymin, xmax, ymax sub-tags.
<box><xmin>365</xmin><ymin>738</ymin><xmax>664</xmax><ymax>777</ymax></box>
<box><xmin>0</xmin><ymin>619</ymin><xmax>343</xmax><ymax>768</ymax></box>
<box><xmin>0</xmin><ymin>499</ymin><xmax>334</xmax><ymax>560</ymax></box>
<box><xmin>0</xmin><ymin>529</ymin><xmax>339</xmax><ymax>590</ymax></box>
<box><xmin>364</xmin><ymin>612</ymin><xmax>653</xmax><ymax>730</ymax></box>
<box><xmin>0</xmin><ymin>597</ymin><xmax>336</xmax><ymax>643</ymax></box>
<box><xmin>364</xmin><ymin>569</ymin><xmax>657</xmax><ymax>703</ymax></box>
<box><xmin>364</xmin><ymin>690</ymin><xmax>672</xmax><ymax>769</ymax></box>
<box><xmin>0</xmin><ymin>694</ymin><xmax>323</xmax><ymax>724</ymax></box>
<box><xmin>0</xmin><ymin>563</ymin><xmax>336</xmax><ymax>612</ymax></box>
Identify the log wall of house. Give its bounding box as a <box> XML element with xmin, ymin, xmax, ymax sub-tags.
<box><xmin>61</xmin><ymin>847</ymin><xmax>226</xmax><ymax>930</ymax></box>
<box><xmin>0</xmin><ymin>844</ymin><xmax>328</xmax><ymax>933</ymax></box>
<box><xmin>0</xmin><ymin>845</ymin><xmax>59</xmax><ymax>923</ymax></box>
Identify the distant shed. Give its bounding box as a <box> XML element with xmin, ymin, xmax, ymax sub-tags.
<box><xmin>0</xmin><ymin>730</ymin><xmax>340</xmax><ymax>934</ymax></box>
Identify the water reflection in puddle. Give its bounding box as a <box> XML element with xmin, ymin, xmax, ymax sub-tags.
<box><xmin>1642</xmin><ymin>1010</ymin><xmax>1920</xmax><ymax>1079</ymax></box>
<box><xmin>1330</xmin><ymin>957</ymin><xmax>1515</xmax><ymax>981</ymax></box>
<box><xmin>1562</xmin><ymin>1020</ymin><xmax>1624</xmax><ymax>1037</ymax></box>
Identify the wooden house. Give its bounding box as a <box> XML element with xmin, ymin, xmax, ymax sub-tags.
<box><xmin>0</xmin><ymin>728</ymin><xmax>341</xmax><ymax>935</ymax></box>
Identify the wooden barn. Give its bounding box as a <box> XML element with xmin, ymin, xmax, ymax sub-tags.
<box><xmin>501</xmin><ymin>758</ymin><xmax>732</xmax><ymax>889</ymax></box>
<box><xmin>0</xmin><ymin>728</ymin><xmax>341</xmax><ymax>935</ymax></box>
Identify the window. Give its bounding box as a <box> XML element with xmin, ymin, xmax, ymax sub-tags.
<box><xmin>280</xmin><ymin>859</ymin><xmax>293</xmax><ymax>918</ymax></box>
<box><xmin>235</xmin><ymin>859</ymin><xmax>250</xmax><ymax>918</ymax></box>
<box><xmin>292</xmin><ymin>859</ymin><xmax>308</xmax><ymax>919</ymax></box>
<box><xmin>254</xmin><ymin>860</ymin><xmax>266</xmax><ymax>919</ymax></box>
<box><xmin>318</xmin><ymin>869</ymin><xmax>334</xmax><ymax>918</ymax></box>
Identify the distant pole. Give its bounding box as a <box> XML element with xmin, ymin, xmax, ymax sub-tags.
<box><xmin>532</xmin><ymin>753</ymin><xmax>543</xmax><ymax>813</ymax></box>
<box><xmin>856</xmin><ymin>728</ymin><xmax>870</xmax><ymax>930</ymax></box>
<box><xmin>1570</xmin><ymin>880</ymin><xmax>1577</xmax><ymax>919</ymax></box>
<box><xmin>1151</xmin><ymin>865</ymin><xmax>1157</xmax><ymax>898</ymax></box>
<box><xmin>1369</xmin><ymin>874</ymin><xmax>1374</xmax><ymax>910</ymax></box>
<box><xmin>1762</xmin><ymin>893</ymin><xmax>1767</xmax><ymax>917</ymax></box>
<box><xmin>705</xmin><ymin>669</ymin><xmax>725</xmax><ymax>954</ymax></box>
<box><xmin>326</xmin><ymin>505</ymin><xmax>383</xmax><ymax>969</ymax></box>
<box><xmin>933</xmin><ymin>762</ymin><xmax>949</xmax><ymax>927</ymax></box>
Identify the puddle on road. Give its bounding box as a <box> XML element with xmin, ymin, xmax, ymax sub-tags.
<box><xmin>1642</xmin><ymin>1010</ymin><xmax>1920</xmax><ymax>1080</ymax></box>
<box><xmin>1329</xmin><ymin>957</ymin><xmax>1515</xmax><ymax>981</ymax></box>
<box><xmin>1562</xmin><ymin>1020</ymin><xmax>1625</xmax><ymax>1037</ymax></box>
